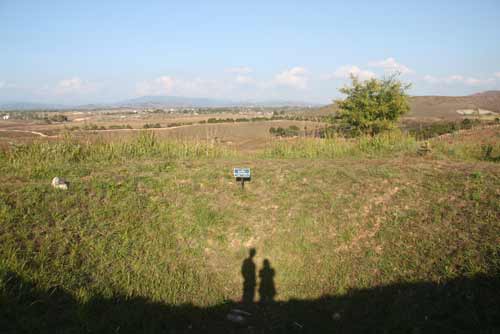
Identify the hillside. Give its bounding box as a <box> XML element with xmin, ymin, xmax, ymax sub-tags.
<box><xmin>408</xmin><ymin>91</ymin><xmax>500</xmax><ymax>119</ymax></box>
<box><xmin>313</xmin><ymin>91</ymin><xmax>500</xmax><ymax>120</ymax></box>
<box><xmin>1</xmin><ymin>128</ymin><xmax>499</xmax><ymax>332</ymax></box>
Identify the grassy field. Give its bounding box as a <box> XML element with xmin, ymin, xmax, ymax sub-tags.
<box><xmin>1</xmin><ymin>128</ymin><xmax>499</xmax><ymax>333</ymax></box>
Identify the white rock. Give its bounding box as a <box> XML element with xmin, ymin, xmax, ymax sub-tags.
<box><xmin>51</xmin><ymin>177</ymin><xmax>68</xmax><ymax>190</ymax></box>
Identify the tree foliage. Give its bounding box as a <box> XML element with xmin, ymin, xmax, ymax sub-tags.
<box><xmin>336</xmin><ymin>74</ymin><xmax>411</xmax><ymax>135</ymax></box>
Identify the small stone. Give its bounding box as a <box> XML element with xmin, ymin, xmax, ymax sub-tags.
<box><xmin>226</xmin><ymin>313</ymin><xmax>246</xmax><ymax>324</ymax></box>
<box><xmin>51</xmin><ymin>177</ymin><xmax>68</xmax><ymax>190</ymax></box>
<box><xmin>226</xmin><ymin>308</ymin><xmax>251</xmax><ymax>324</ymax></box>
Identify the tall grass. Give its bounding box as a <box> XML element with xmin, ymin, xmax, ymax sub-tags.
<box><xmin>432</xmin><ymin>139</ymin><xmax>500</xmax><ymax>162</ymax></box>
<box><xmin>1</xmin><ymin>131</ymin><xmax>236</xmax><ymax>167</ymax></box>
<box><xmin>260</xmin><ymin>130</ymin><xmax>418</xmax><ymax>159</ymax></box>
<box><xmin>1</xmin><ymin>129</ymin><xmax>496</xmax><ymax>168</ymax></box>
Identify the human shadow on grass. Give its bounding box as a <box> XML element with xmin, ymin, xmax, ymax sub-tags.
<box><xmin>241</xmin><ymin>248</ymin><xmax>257</xmax><ymax>304</ymax></box>
<box><xmin>1</xmin><ymin>270</ymin><xmax>500</xmax><ymax>333</ymax></box>
<box><xmin>258</xmin><ymin>259</ymin><xmax>276</xmax><ymax>304</ymax></box>
<box><xmin>241</xmin><ymin>248</ymin><xmax>277</xmax><ymax>305</ymax></box>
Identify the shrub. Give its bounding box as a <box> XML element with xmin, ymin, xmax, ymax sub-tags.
<box><xmin>48</xmin><ymin>114</ymin><xmax>68</xmax><ymax>122</ymax></box>
<box><xmin>143</xmin><ymin>123</ymin><xmax>162</xmax><ymax>129</ymax></box>
<box><xmin>269</xmin><ymin>126</ymin><xmax>300</xmax><ymax>137</ymax></box>
<box><xmin>108</xmin><ymin>124</ymin><xmax>133</xmax><ymax>129</ymax></box>
<box><xmin>407</xmin><ymin>119</ymin><xmax>482</xmax><ymax>140</ymax></box>
<box><xmin>336</xmin><ymin>74</ymin><xmax>411</xmax><ymax>136</ymax></box>
<box><xmin>82</xmin><ymin>123</ymin><xmax>106</xmax><ymax>131</ymax></box>
<box><xmin>481</xmin><ymin>144</ymin><xmax>499</xmax><ymax>162</ymax></box>
<box><xmin>461</xmin><ymin>118</ymin><xmax>480</xmax><ymax>129</ymax></box>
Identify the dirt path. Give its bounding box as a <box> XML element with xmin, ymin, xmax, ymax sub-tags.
<box><xmin>0</xmin><ymin>124</ymin><xmax>195</xmax><ymax>138</ymax></box>
<box><xmin>0</xmin><ymin>129</ymin><xmax>54</xmax><ymax>138</ymax></box>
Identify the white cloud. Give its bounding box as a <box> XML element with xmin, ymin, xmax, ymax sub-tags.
<box><xmin>463</xmin><ymin>77</ymin><xmax>486</xmax><ymax>85</ymax></box>
<box><xmin>136</xmin><ymin>76</ymin><xmax>228</xmax><ymax>97</ymax></box>
<box><xmin>274</xmin><ymin>67</ymin><xmax>309</xmax><ymax>89</ymax></box>
<box><xmin>180</xmin><ymin>77</ymin><xmax>220</xmax><ymax>96</ymax></box>
<box><xmin>226</xmin><ymin>66</ymin><xmax>253</xmax><ymax>74</ymax></box>
<box><xmin>369</xmin><ymin>57</ymin><xmax>414</xmax><ymax>74</ymax></box>
<box><xmin>423</xmin><ymin>74</ymin><xmax>494</xmax><ymax>86</ymax></box>
<box><xmin>0</xmin><ymin>81</ymin><xmax>16</xmax><ymax>89</ymax></box>
<box><xmin>54</xmin><ymin>77</ymin><xmax>94</xmax><ymax>95</ymax></box>
<box><xmin>330</xmin><ymin>65</ymin><xmax>376</xmax><ymax>81</ymax></box>
<box><xmin>422</xmin><ymin>75</ymin><xmax>439</xmax><ymax>83</ymax></box>
<box><xmin>136</xmin><ymin>76</ymin><xmax>175</xmax><ymax>96</ymax></box>
<box><xmin>495</xmin><ymin>72</ymin><xmax>500</xmax><ymax>79</ymax></box>
<box><xmin>155</xmin><ymin>76</ymin><xmax>175</xmax><ymax>91</ymax></box>
<box><xmin>235</xmin><ymin>75</ymin><xmax>255</xmax><ymax>84</ymax></box>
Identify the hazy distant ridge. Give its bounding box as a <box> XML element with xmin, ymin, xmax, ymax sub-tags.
<box><xmin>0</xmin><ymin>96</ymin><xmax>320</xmax><ymax>111</ymax></box>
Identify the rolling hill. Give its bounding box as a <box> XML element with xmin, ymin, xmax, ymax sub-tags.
<box><xmin>407</xmin><ymin>91</ymin><xmax>500</xmax><ymax>119</ymax></box>
<box><xmin>314</xmin><ymin>90</ymin><xmax>500</xmax><ymax>120</ymax></box>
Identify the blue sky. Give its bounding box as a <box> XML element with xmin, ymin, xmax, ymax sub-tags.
<box><xmin>1</xmin><ymin>0</ymin><xmax>500</xmax><ymax>104</ymax></box>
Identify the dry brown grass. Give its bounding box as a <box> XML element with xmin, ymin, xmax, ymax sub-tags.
<box><xmin>0</xmin><ymin>117</ymin><xmax>324</xmax><ymax>152</ymax></box>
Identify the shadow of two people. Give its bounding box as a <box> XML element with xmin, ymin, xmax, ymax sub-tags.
<box><xmin>241</xmin><ymin>248</ymin><xmax>276</xmax><ymax>304</ymax></box>
<box><xmin>3</xmin><ymin>265</ymin><xmax>499</xmax><ymax>332</ymax></box>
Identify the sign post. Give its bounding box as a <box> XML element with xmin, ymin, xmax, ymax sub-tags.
<box><xmin>233</xmin><ymin>168</ymin><xmax>251</xmax><ymax>189</ymax></box>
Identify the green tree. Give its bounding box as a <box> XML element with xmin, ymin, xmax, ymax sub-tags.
<box><xmin>336</xmin><ymin>74</ymin><xmax>411</xmax><ymax>135</ymax></box>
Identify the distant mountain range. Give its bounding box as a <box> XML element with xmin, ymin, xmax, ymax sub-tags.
<box><xmin>119</xmin><ymin>96</ymin><xmax>320</xmax><ymax>108</ymax></box>
<box><xmin>3</xmin><ymin>91</ymin><xmax>499</xmax><ymax>116</ymax></box>
<box><xmin>0</xmin><ymin>102</ymin><xmax>69</xmax><ymax>111</ymax></box>
<box><xmin>0</xmin><ymin>96</ymin><xmax>321</xmax><ymax>111</ymax></box>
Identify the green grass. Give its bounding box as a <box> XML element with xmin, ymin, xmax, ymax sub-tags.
<box><xmin>1</xmin><ymin>130</ymin><xmax>499</xmax><ymax>332</ymax></box>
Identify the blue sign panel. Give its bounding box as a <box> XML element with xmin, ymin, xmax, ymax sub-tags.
<box><xmin>233</xmin><ymin>168</ymin><xmax>251</xmax><ymax>179</ymax></box>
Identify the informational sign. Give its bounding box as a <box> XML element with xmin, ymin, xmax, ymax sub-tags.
<box><xmin>233</xmin><ymin>167</ymin><xmax>251</xmax><ymax>189</ymax></box>
<box><xmin>233</xmin><ymin>168</ymin><xmax>251</xmax><ymax>179</ymax></box>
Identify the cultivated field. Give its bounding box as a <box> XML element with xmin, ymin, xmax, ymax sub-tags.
<box><xmin>0</xmin><ymin>109</ymin><xmax>326</xmax><ymax>152</ymax></box>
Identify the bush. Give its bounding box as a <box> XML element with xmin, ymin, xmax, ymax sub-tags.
<box><xmin>337</xmin><ymin>74</ymin><xmax>411</xmax><ymax>136</ymax></box>
<box><xmin>167</xmin><ymin>122</ymin><xmax>182</xmax><ymax>127</ymax></box>
<box><xmin>108</xmin><ymin>124</ymin><xmax>133</xmax><ymax>130</ymax></box>
<box><xmin>82</xmin><ymin>123</ymin><xmax>106</xmax><ymax>131</ymax></box>
<box><xmin>461</xmin><ymin>118</ymin><xmax>480</xmax><ymax>129</ymax></box>
<box><xmin>407</xmin><ymin>119</ymin><xmax>482</xmax><ymax>140</ymax></box>
<box><xmin>143</xmin><ymin>123</ymin><xmax>162</xmax><ymax>129</ymax></box>
<box><xmin>48</xmin><ymin>114</ymin><xmax>68</xmax><ymax>122</ymax></box>
<box><xmin>409</xmin><ymin>122</ymin><xmax>458</xmax><ymax>140</ymax></box>
<box><xmin>269</xmin><ymin>126</ymin><xmax>300</xmax><ymax>137</ymax></box>
<box><xmin>481</xmin><ymin>144</ymin><xmax>499</xmax><ymax>162</ymax></box>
